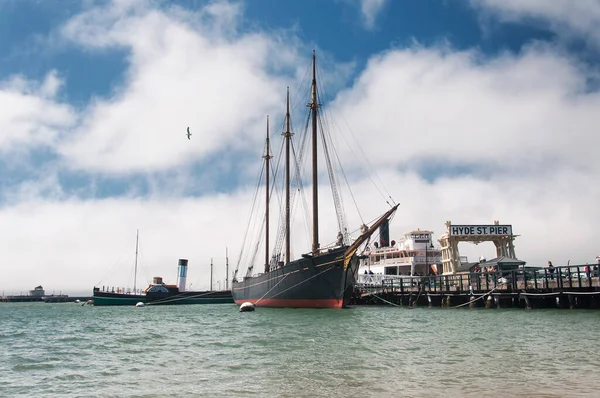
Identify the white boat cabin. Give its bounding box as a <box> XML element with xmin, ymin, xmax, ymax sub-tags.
<box><xmin>359</xmin><ymin>229</ymin><xmax>460</xmax><ymax>277</ymax></box>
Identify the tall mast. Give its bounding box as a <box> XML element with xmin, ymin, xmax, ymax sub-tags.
<box><xmin>309</xmin><ymin>50</ymin><xmax>320</xmax><ymax>254</ymax></box>
<box><xmin>264</xmin><ymin>116</ymin><xmax>272</xmax><ymax>273</ymax></box>
<box><xmin>283</xmin><ymin>88</ymin><xmax>292</xmax><ymax>264</ymax></box>
<box><xmin>225</xmin><ymin>247</ymin><xmax>229</xmax><ymax>290</ymax></box>
<box><xmin>133</xmin><ymin>229</ymin><xmax>139</xmax><ymax>293</ymax></box>
<box><xmin>210</xmin><ymin>258</ymin><xmax>213</xmax><ymax>290</ymax></box>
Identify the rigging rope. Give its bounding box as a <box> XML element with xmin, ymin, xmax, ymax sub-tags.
<box><xmin>234</xmin><ymin>154</ymin><xmax>266</xmax><ymax>276</ymax></box>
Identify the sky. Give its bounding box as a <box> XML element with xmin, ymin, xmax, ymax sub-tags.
<box><xmin>1</xmin><ymin>0</ymin><xmax>599</xmax><ymax>295</ymax></box>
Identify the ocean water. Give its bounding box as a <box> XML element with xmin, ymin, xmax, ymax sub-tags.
<box><xmin>1</xmin><ymin>303</ymin><xmax>599</xmax><ymax>398</ymax></box>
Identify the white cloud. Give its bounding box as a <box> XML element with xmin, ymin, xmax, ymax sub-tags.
<box><xmin>0</xmin><ymin>71</ymin><xmax>75</xmax><ymax>153</ymax></box>
<box><xmin>0</xmin><ymin>194</ymin><xmax>252</xmax><ymax>295</ymax></box>
<box><xmin>472</xmin><ymin>0</ymin><xmax>600</xmax><ymax>47</ymax></box>
<box><xmin>57</xmin><ymin>0</ymin><xmax>302</xmax><ymax>174</ymax></box>
<box><xmin>360</xmin><ymin>0</ymin><xmax>388</xmax><ymax>30</ymax></box>
<box><xmin>330</xmin><ymin>44</ymin><xmax>599</xmax><ymax>175</ymax></box>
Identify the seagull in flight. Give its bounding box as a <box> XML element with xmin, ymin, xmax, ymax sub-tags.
<box><xmin>186</xmin><ymin>127</ymin><xmax>192</xmax><ymax>140</ymax></box>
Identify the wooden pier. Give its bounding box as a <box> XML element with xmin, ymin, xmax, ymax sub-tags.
<box><xmin>351</xmin><ymin>265</ymin><xmax>600</xmax><ymax>309</ymax></box>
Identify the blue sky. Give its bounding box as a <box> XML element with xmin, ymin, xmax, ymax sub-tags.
<box><xmin>0</xmin><ymin>0</ymin><xmax>557</xmax><ymax>104</ymax></box>
<box><xmin>1</xmin><ymin>0</ymin><xmax>599</xmax><ymax>293</ymax></box>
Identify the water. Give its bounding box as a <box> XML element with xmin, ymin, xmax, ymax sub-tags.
<box><xmin>1</xmin><ymin>303</ymin><xmax>599</xmax><ymax>397</ymax></box>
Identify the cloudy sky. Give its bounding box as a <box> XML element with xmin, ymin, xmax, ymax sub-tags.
<box><xmin>1</xmin><ymin>0</ymin><xmax>599</xmax><ymax>295</ymax></box>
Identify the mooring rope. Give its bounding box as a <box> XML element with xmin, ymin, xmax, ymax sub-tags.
<box><xmin>146</xmin><ymin>290</ymin><xmax>225</xmax><ymax>306</ymax></box>
<box><xmin>369</xmin><ymin>282</ymin><xmax>505</xmax><ymax>309</ymax></box>
<box><xmin>364</xmin><ymin>282</ymin><xmax>600</xmax><ymax>309</ymax></box>
<box><xmin>412</xmin><ymin>282</ymin><xmax>425</xmax><ymax>307</ymax></box>
<box><xmin>448</xmin><ymin>283</ymin><xmax>505</xmax><ymax>309</ymax></box>
<box><xmin>274</xmin><ymin>266</ymin><xmax>336</xmax><ymax>298</ymax></box>
<box><xmin>254</xmin><ymin>265</ymin><xmax>337</xmax><ymax>305</ymax></box>
<box><xmin>561</xmin><ymin>291</ymin><xmax>600</xmax><ymax>295</ymax></box>
<box><xmin>519</xmin><ymin>292</ymin><xmax>561</xmax><ymax>297</ymax></box>
<box><xmin>372</xmin><ymin>294</ymin><xmax>401</xmax><ymax>307</ymax></box>
<box><xmin>254</xmin><ymin>273</ymin><xmax>290</xmax><ymax>306</ymax></box>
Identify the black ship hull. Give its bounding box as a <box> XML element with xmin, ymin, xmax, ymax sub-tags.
<box><xmin>93</xmin><ymin>289</ymin><xmax>234</xmax><ymax>306</ymax></box>
<box><xmin>231</xmin><ymin>246</ymin><xmax>360</xmax><ymax>308</ymax></box>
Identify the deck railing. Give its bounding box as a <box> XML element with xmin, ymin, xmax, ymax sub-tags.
<box><xmin>356</xmin><ymin>265</ymin><xmax>600</xmax><ymax>294</ymax></box>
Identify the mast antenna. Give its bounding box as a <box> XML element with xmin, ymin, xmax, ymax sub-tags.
<box><xmin>309</xmin><ymin>50</ymin><xmax>321</xmax><ymax>254</ymax></box>
<box><xmin>264</xmin><ymin>115</ymin><xmax>272</xmax><ymax>273</ymax></box>
<box><xmin>284</xmin><ymin>88</ymin><xmax>293</xmax><ymax>264</ymax></box>
<box><xmin>133</xmin><ymin>229</ymin><xmax>139</xmax><ymax>293</ymax></box>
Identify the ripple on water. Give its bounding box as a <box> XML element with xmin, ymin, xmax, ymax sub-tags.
<box><xmin>2</xmin><ymin>304</ymin><xmax>600</xmax><ymax>397</ymax></box>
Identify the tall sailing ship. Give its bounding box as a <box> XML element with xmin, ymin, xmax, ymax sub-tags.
<box><xmin>231</xmin><ymin>52</ymin><xmax>398</xmax><ymax>309</ymax></box>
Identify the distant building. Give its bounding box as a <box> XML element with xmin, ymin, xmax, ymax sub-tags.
<box><xmin>29</xmin><ymin>285</ymin><xmax>45</xmax><ymax>297</ymax></box>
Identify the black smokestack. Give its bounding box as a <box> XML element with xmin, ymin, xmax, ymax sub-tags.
<box><xmin>379</xmin><ymin>219</ymin><xmax>390</xmax><ymax>247</ymax></box>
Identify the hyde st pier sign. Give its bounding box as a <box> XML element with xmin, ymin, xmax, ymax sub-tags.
<box><xmin>440</xmin><ymin>222</ymin><xmax>517</xmax><ymax>274</ymax></box>
<box><xmin>449</xmin><ymin>225</ymin><xmax>512</xmax><ymax>236</ymax></box>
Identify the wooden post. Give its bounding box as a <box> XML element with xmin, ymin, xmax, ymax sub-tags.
<box><xmin>568</xmin><ymin>294</ymin><xmax>575</xmax><ymax>309</ymax></box>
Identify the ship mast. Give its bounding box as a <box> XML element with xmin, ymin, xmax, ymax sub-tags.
<box><xmin>225</xmin><ymin>247</ymin><xmax>229</xmax><ymax>290</ymax></box>
<box><xmin>264</xmin><ymin>116</ymin><xmax>272</xmax><ymax>273</ymax></box>
<box><xmin>284</xmin><ymin>88</ymin><xmax>292</xmax><ymax>264</ymax></box>
<box><xmin>133</xmin><ymin>229</ymin><xmax>139</xmax><ymax>293</ymax></box>
<box><xmin>309</xmin><ymin>50</ymin><xmax>321</xmax><ymax>254</ymax></box>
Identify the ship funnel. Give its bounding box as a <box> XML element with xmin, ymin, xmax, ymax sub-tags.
<box><xmin>379</xmin><ymin>219</ymin><xmax>390</xmax><ymax>247</ymax></box>
<box><xmin>177</xmin><ymin>259</ymin><xmax>188</xmax><ymax>292</ymax></box>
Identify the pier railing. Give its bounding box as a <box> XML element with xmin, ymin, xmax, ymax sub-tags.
<box><xmin>356</xmin><ymin>265</ymin><xmax>600</xmax><ymax>294</ymax></box>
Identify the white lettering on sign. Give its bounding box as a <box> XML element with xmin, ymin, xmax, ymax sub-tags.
<box><xmin>449</xmin><ymin>225</ymin><xmax>512</xmax><ymax>236</ymax></box>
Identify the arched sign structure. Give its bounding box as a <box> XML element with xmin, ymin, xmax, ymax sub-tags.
<box><xmin>438</xmin><ymin>220</ymin><xmax>517</xmax><ymax>274</ymax></box>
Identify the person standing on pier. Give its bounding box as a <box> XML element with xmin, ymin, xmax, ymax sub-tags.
<box><xmin>548</xmin><ymin>261</ymin><xmax>555</xmax><ymax>280</ymax></box>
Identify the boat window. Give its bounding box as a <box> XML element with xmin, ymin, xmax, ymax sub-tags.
<box><xmin>384</xmin><ymin>267</ymin><xmax>398</xmax><ymax>275</ymax></box>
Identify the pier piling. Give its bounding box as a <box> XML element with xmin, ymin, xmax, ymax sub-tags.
<box><xmin>351</xmin><ymin>266</ymin><xmax>600</xmax><ymax>310</ymax></box>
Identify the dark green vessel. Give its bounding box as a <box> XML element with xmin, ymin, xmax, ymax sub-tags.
<box><xmin>92</xmin><ymin>285</ymin><xmax>233</xmax><ymax>306</ymax></box>
<box><xmin>93</xmin><ymin>258</ymin><xmax>233</xmax><ymax>306</ymax></box>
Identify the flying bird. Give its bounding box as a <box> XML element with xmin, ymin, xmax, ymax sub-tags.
<box><xmin>186</xmin><ymin>127</ymin><xmax>192</xmax><ymax>140</ymax></box>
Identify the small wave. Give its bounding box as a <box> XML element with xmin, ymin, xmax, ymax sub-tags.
<box><xmin>13</xmin><ymin>363</ymin><xmax>55</xmax><ymax>371</ymax></box>
<box><xmin>54</xmin><ymin>374</ymin><xmax>86</xmax><ymax>381</ymax></box>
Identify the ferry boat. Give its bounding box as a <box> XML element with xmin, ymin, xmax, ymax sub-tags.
<box><xmin>357</xmin><ymin>229</ymin><xmax>469</xmax><ymax>286</ymax></box>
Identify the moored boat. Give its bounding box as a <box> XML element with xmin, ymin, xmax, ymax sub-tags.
<box><xmin>93</xmin><ymin>258</ymin><xmax>233</xmax><ymax>306</ymax></box>
<box><xmin>231</xmin><ymin>52</ymin><xmax>399</xmax><ymax>309</ymax></box>
<box><xmin>358</xmin><ymin>229</ymin><xmax>445</xmax><ymax>277</ymax></box>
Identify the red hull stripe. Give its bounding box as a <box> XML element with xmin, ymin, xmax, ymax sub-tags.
<box><xmin>234</xmin><ymin>298</ymin><xmax>343</xmax><ymax>309</ymax></box>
